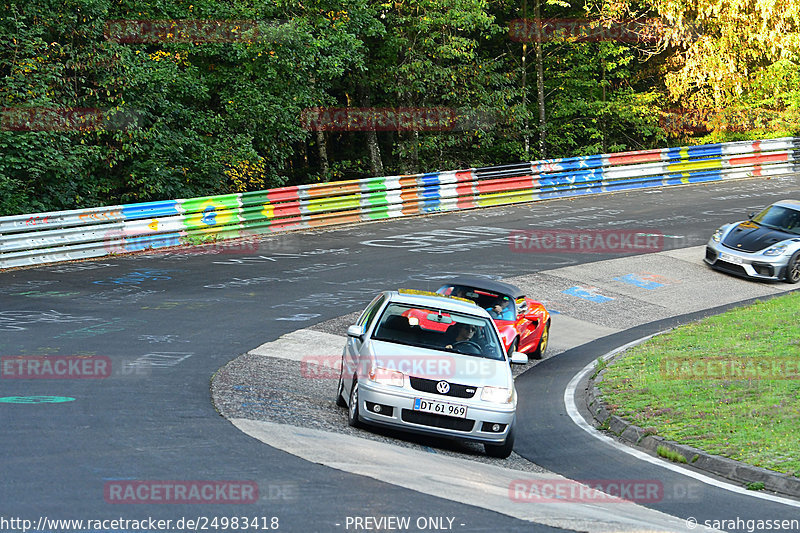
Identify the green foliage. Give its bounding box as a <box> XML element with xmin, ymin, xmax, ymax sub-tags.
<box><xmin>1</xmin><ymin>0</ymin><xmax>797</xmax><ymax>215</ymax></box>
<box><xmin>657</xmin><ymin>445</ymin><xmax>687</xmax><ymax>464</ymax></box>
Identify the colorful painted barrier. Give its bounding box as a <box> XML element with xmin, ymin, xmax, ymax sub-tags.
<box><xmin>1</xmin><ymin>137</ymin><xmax>799</xmax><ymax>269</ymax></box>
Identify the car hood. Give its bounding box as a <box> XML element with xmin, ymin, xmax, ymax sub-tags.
<box><xmin>365</xmin><ymin>339</ymin><xmax>513</xmax><ymax>389</ymax></box>
<box><xmin>722</xmin><ymin>221</ymin><xmax>796</xmax><ymax>253</ymax></box>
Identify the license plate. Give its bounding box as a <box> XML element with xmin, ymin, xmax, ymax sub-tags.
<box><xmin>719</xmin><ymin>252</ymin><xmax>743</xmax><ymax>265</ymax></box>
<box><xmin>413</xmin><ymin>398</ymin><xmax>467</xmax><ymax>418</ymax></box>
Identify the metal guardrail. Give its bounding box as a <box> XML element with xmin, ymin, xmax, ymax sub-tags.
<box><xmin>2</xmin><ymin>137</ymin><xmax>799</xmax><ymax>269</ymax></box>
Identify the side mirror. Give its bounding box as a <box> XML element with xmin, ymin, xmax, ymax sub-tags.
<box><xmin>510</xmin><ymin>351</ymin><xmax>528</xmax><ymax>365</ymax></box>
<box><xmin>347</xmin><ymin>325</ymin><xmax>366</xmax><ymax>338</ymax></box>
<box><xmin>749</xmin><ymin>212</ymin><xmax>756</xmax><ymax>219</ymax></box>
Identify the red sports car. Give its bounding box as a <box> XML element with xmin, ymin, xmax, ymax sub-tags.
<box><xmin>436</xmin><ymin>277</ymin><xmax>550</xmax><ymax>360</ymax></box>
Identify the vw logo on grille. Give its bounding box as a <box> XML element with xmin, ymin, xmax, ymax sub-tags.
<box><xmin>436</xmin><ymin>381</ymin><xmax>450</xmax><ymax>394</ymax></box>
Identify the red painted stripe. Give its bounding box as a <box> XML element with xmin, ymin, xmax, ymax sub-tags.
<box><xmin>455</xmin><ymin>171</ymin><xmax>476</xmax><ymax>209</ymax></box>
<box><xmin>271</xmin><ymin>202</ymin><xmax>302</xmax><ymax>218</ymax></box>
<box><xmin>606</xmin><ymin>150</ymin><xmax>664</xmax><ymax>165</ymax></box>
<box><xmin>476</xmin><ymin>176</ymin><xmax>535</xmax><ymax>194</ymax></box>
<box><xmin>729</xmin><ymin>153</ymin><xmax>788</xmax><ymax>166</ymax></box>
<box><xmin>267</xmin><ymin>186</ymin><xmax>300</xmax><ymax>202</ymax></box>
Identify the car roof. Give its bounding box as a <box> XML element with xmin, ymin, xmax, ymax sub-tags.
<box><xmin>773</xmin><ymin>199</ymin><xmax>800</xmax><ymax>211</ymax></box>
<box><xmin>438</xmin><ymin>276</ymin><xmax>524</xmax><ymax>299</ymax></box>
<box><xmin>386</xmin><ymin>289</ymin><xmax>486</xmax><ymax>314</ymax></box>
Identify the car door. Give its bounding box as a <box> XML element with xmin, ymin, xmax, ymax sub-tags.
<box><xmin>515</xmin><ymin>297</ymin><xmax>538</xmax><ymax>352</ymax></box>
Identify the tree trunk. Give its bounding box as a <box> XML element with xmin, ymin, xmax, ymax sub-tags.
<box><xmin>361</xmin><ymin>92</ymin><xmax>385</xmax><ymax>177</ymax></box>
<box><xmin>315</xmin><ymin>129</ymin><xmax>330</xmax><ymax>180</ymax></box>
<box><xmin>534</xmin><ymin>0</ymin><xmax>546</xmax><ymax>159</ymax></box>
<box><xmin>522</xmin><ymin>0</ymin><xmax>529</xmax><ymax>159</ymax></box>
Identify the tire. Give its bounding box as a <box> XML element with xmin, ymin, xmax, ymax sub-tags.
<box><xmin>485</xmin><ymin>423</ymin><xmax>515</xmax><ymax>458</ymax></box>
<box><xmin>531</xmin><ymin>321</ymin><xmax>550</xmax><ymax>360</ymax></box>
<box><xmin>785</xmin><ymin>252</ymin><xmax>800</xmax><ymax>284</ymax></box>
<box><xmin>347</xmin><ymin>379</ymin><xmax>362</xmax><ymax>428</ymax></box>
<box><xmin>335</xmin><ymin>374</ymin><xmax>347</xmax><ymax>408</ymax></box>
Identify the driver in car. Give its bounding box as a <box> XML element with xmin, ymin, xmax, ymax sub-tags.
<box><xmin>445</xmin><ymin>322</ymin><xmax>477</xmax><ymax>350</ymax></box>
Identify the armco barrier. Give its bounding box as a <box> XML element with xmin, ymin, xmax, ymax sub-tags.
<box><xmin>2</xmin><ymin>137</ymin><xmax>799</xmax><ymax>269</ymax></box>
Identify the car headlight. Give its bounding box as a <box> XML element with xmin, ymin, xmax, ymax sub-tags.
<box><xmin>481</xmin><ymin>386</ymin><xmax>513</xmax><ymax>404</ymax></box>
<box><xmin>368</xmin><ymin>367</ymin><xmax>404</xmax><ymax>387</ymax></box>
<box><xmin>711</xmin><ymin>228</ymin><xmax>724</xmax><ymax>242</ymax></box>
<box><xmin>764</xmin><ymin>243</ymin><xmax>789</xmax><ymax>256</ymax></box>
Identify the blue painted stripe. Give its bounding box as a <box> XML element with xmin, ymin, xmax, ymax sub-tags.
<box><xmin>122</xmin><ymin>201</ymin><xmax>180</xmax><ymax>220</ymax></box>
<box><xmin>613</xmin><ymin>274</ymin><xmax>664</xmax><ymax>290</ymax></box>
<box><xmin>419</xmin><ymin>173</ymin><xmax>441</xmax><ymax>186</ymax></box>
<box><xmin>562</xmin><ymin>286</ymin><xmax>614</xmax><ymax>303</ymax></box>
<box><xmin>663</xmin><ymin>169</ymin><xmax>724</xmax><ymax>186</ymax></box>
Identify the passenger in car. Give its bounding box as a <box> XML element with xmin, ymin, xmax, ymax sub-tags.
<box><xmin>487</xmin><ymin>297</ymin><xmax>514</xmax><ymax>320</ymax></box>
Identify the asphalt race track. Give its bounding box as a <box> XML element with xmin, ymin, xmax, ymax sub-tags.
<box><xmin>1</xmin><ymin>175</ymin><xmax>799</xmax><ymax>533</ymax></box>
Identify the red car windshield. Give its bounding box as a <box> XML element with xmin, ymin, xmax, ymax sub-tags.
<box><xmin>437</xmin><ymin>285</ymin><xmax>516</xmax><ymax>321</ymax></box>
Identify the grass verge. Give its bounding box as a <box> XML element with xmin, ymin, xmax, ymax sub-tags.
<box><xmin>597</xmin><ymin>291</ymin><xmax>800</xmax><ymax>476</ymax></box>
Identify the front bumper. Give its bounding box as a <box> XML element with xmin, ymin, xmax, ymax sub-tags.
<box><xmin>357</xmin><ymin>380</ymin><xmax>516</xmax><ymax>444</ymax></box>
<box><xmin>704</xmin><ymin>240</ymin><xmax>790</xmax><ymax>281</ymax></box>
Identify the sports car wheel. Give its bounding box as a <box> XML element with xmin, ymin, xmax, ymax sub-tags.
<box><xmin>336</xmin><ymin>374</ymin><xmax>347</xmax><ymax>407</ymax></box>
<box><xmin>531</xmin><ymin>321</ymin><xmax>550</xmax><ymax>360</ymax></box>
<box><xmin>347</xmin><ymin>379</ymin><xmax>362</xmax><ymax>428</ymax></box>
<box><xmin>786</xmin><ymin>252</ymin><xmax>800</xmax><ymax>284</ymax></box>
<box><xmin>485</xmin><ymin>422</ymin><xmax>515</xmax><ymax>458</ymax></box>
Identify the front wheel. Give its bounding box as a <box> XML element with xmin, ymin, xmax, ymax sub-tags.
<box><xmin>531</xmin><ymin>322</ymin><xmax>550</xmax><ymax>360</ymax></box>
<box><xmin>785</xmin><ymin>252</ymin><xmax>800</xmax><ymax>284</ymax></box>
<box><xmin>335</xmin><ymin>374</ymin><xmax>347</xmax><ymax>407</ymax></box>
<box><xmin>347</xmin><ymin>379</ymin><xmax>362</xmax><ymax>428</ymax></box>
<box><xmin>485</xmin><ymin>423</ymin><xmax>515</xmax><ymax>458</ymax></box>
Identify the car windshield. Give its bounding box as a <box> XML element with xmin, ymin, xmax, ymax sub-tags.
<box><xmin>372</xmin><ymin>303</ymin><xmax>505</xmax><ymax>360</ymax></box>
<box><xmin>436</xmin><ymin>285</ymin><xmax>516</xmax><ymax>321</ymax></box>
<box><xmin>752</xmin><ymin>205</ymin><xmax>800</xmax><ymax>235</ymax></box>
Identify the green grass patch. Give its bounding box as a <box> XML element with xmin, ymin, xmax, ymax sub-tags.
<box><xmin>657</xmin><ymin>445</ymin><xmax>688</xmax><ymax>463</ymax></box>
<box><xmin>597</xmin><ymin>292</ymin><xmax>800</xmax><ymax>475</ymax></box>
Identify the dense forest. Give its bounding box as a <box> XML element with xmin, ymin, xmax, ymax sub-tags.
<box><xmin>1</xmin><ymin>0</ymin><xmax>799</xmax><ymax>215</ymax></box>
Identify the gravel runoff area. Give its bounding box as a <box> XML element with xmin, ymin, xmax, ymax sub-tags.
<box><xmin>211</xmin><ymin>309</ymin><xmax>551</xmax><ymax>474</ymax></box>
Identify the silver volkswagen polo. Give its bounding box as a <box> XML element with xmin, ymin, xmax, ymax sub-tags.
<box><xmin>336</xmin><ymin>289</ymin><xmax>527</xmax><ymax>458</ymax></box>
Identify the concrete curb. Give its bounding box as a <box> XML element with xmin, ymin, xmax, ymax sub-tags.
<box><xmin>585</xmin><ymin>369</ymin><xmax>800</xmax><ymax>499</ymax></box>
